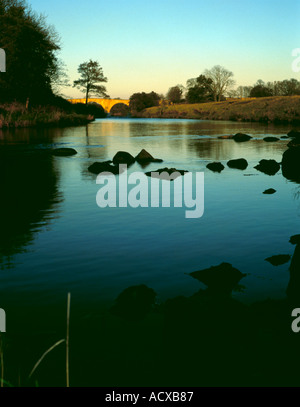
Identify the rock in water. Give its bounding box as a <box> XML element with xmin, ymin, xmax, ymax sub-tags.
<box><xmin>52</xmin><ymin>148</ymin><xmax>77</xmax><ymax>156</ymax></box>
<box><xmin>232</xmin><ymin>133</ymin><xmax>252</xmax><ymax>142</ymax></box>
<box><xmin>287</xmin><ymin>139</ymin><xmax>300</xmax><ymax>148</ymax></box>
<box><xmin>263</xmin><ymin>137</ymin><xmax>280</xmax><ymax>142</ymax></box>
<box><xmin>263</xmin><ymin>188</ymin><xmax>276</xmax><ymax>194</ymax></box>
<box><xmin>282</xmin><ymin>146</ymin><xmax>300</xmax><ymax>183</ymax></box>
<box><xmin>227</xmin><ymin>158</ymin><xmax>248</xmax><ymax>170</ymax></box>
<box><xmin>206</xmin><ymin>162</ymin><xmax>225</xmax><ymax>173</ymax></box>
<box><xmin>112</xmin><ymin>151</ymin><xmax>135</xmax><ymax>165</ymax></box>
<box><xmin>135</xmin><ymin>149</ymin><xmax>163</xmax><ymax>163</ymax></box>
<box><xmin>88</xmin><ymin>161</ymin><xmax>119</xmax><ymax>174</ymax></box>
<box><xmin>188</xmin><ymin>262</ymin><xmax>246</xmax><ymax>294</ymax></box>
<box><xmin>290</xmin><ymin>235</ymin><xmax>300</xmax><ymax>245</ymax></box>
<box><xmin>145</xmin><ymin>167</ymin><xmax>188</xmax><ymax>180</ymax></box>
<box><xmin>287</xmin><ymin>130</ymin><xmax>300</xmax><ymax>139</ymax></box>
<box><xmin>265</xmin><ymin>254</ymin><xmax>291</xmax><ymax>266</ymax></box>
<box><xmin>254</xmin><ymin>159</ymin><xmax>280</xmax><ymax>176</ymax></box>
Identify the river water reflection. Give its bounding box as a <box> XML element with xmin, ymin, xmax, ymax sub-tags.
<box><xmin>0</xmin><ymin>118</ymin><xmax>299</xmax><ymax>308</ymax></box>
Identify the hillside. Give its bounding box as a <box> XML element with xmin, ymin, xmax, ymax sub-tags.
<box><xmin>138</xmin><ymin>96</ymin><xmax>300</xmax><ymax>124</ymax></box>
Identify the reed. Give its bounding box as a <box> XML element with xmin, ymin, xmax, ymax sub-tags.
<box><xmin>66</xmin><ymin>292</ymin><xmax>71</xmax><ymax>388</ymax></box>
<box><xmin>0</xmin><ymin>103</ymin><xmax>93</xmax><ymax>128</ymax></box>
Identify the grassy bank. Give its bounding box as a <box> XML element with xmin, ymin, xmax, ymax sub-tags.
<box><xmin>139</xmin><ymin>96</ymin><xmax>300</xmax><ymax>124</ymax></box>
<box><xmin>0</xmin><ymin>103</ymin><xmax>94</xmax><ymax>129</ymax></box>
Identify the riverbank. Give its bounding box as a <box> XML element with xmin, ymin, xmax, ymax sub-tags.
<box><xmin>0</xmin><ymin>103</ymin><xmax>94</xmax><ymax>129</ymax></box>
<box><xmin>138</xmin><ymin>96</ymin><xmax>300</xmax><ymax>124</ymax></box>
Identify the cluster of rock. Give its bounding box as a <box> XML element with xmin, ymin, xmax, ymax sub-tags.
<box><xmin>206</xmin><ymin>128</ymin><xmax>300</xmax><ymax>195</ymax></box>
<box><xmin>88</xmin><ymin>149</ymin><xmax>163</xmax><ymax>175</ymax></box>
<box><xmin>51</xmin><ymin>129</ymin><xmax>300</xmax><ymax>186</ymax></box>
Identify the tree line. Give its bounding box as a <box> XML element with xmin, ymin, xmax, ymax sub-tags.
<box><xmin>165</xmin><ymin>72</ymin><xmax>300</xmax><ymax>105</ymax></box>
<box><xmin>129</xmin><ymin>67</ymin><xmax>300</xmax><ymax>116</ymax></box>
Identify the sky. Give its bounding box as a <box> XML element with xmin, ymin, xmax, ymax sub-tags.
<box><xmin>29</xmin><ymin>0</ymin><xmax>300</xmax><ymax>99</ymax></box>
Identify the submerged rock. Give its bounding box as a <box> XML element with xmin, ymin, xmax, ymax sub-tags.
<box><xmin>282</xmin><ymin>146</ymin><xmax>300</xmax><ymax>183</ymax></box>
<box><xmin>135</xmin><ymin>149</ymin><xmax>163</xmax><ymax>164</ymax></box>
<box><xmin>287</xmin><ymin>130</ymin><xmax>300</xmax><ymax>139</ymax></box>
<box><xmin>112</xmin><ymin>151</ymin><xmax>135</xmax><ymax>165</ymax></box>
<box><xmin>263</xmin><ymin>137</ymin><xmax>280</xmax><ymax>142</ymax></box>
<box><xmin>227</xmin><ymin>158</ymin><xmax>248</xmax><ymax>170</ymax></box>
<box><xmin>263</xmin><ymin>188</ymin><xmax>276</xmax><ymax>194</ymax></box>
<box><xmin>145</xmin><ymin>167</ymin><xmax>188</xmax><ymax>180</ymax></box>
<box><xmin>88</xmin><ymin>161</ymin><xmax>119</xmax><ymax>175</ymax></box>
<box><xmin>232</xmin><ymin>133</ymin><xmax>252</xmax><ymax>142</ymax></box>
<box><xmin>254</xmin><ymin>159</ymin><xmax>280</xmax><ymax>176</ymax></box>
<box><xmin>52</xmin><ymin>148</ymin><xmax>77</xmax><ymax>156</ymax></box>
<box><xmin>188</xmin><ymin>262</ymin><xmax>246</xmax><ymax>294</ymax></box>
<box><xmin>265</xmin><ymin>254</ymin><xmax>291</xmax><ymax>266</ymax></box>
<box><xmin>206</xmin><ymin>162</ymin><xmax>225</xmax><ymax>173</ymax></box>
<box><xmin>110</xmin><ymin>285</ymin><xmax>157</xmax><ymax>320</ymax></box>
<box><xmin>287</xmin><ymin>139</ymin><xmax>300</xmax><ymax>148</ymax></box>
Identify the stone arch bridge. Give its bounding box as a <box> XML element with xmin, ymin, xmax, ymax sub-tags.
<box><xmin>68</xmin><ymin>98</ymin><xmax>130</xmax><ymax>113</ymax></box>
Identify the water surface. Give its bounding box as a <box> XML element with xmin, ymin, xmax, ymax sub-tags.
<box><xmin>0</xmin><ymin>118</ymin><xmax>300</xmax><ymax>385</ymax></box>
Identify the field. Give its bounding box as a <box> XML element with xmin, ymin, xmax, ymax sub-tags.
<box><xmin>139</xmin><ymin>96</ymin><xmax>300</xmax><ymax>124</ymax></box>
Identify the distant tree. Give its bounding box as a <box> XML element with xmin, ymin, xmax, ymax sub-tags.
<box><xmin>250</xmin><ymin>84</ymin><xmax>273</xmax><ymax>97</ymax></box>
<box><xmin>277</xmin><ymin>79</ymin><xmax>300</xmax><ymax>96</ymax></box>
<box><xmin>227</xmin><ymin>89</ymin><xmax>239</xmax><ymax>98</ymax></box>
<box><xmin>236</xmin><ymin>85</ymin><xmax>252</xmax><ymax>98</ymax></box>
<box><xmin>73</xmin><ymin>60</ymin><xmax>109</xmax><ymax>104</ymax></box>
<box><xmin>166</xmin><ymin>85</ymin><xmax>184</xmax><ymax>104</ymax></box>
<box><xmin>0</xmin><ymin>0</ymin><xmax>62</xmax><ymax>104</ymax></box>
<box><xmin>203</xmin><ymin>65</ymin><xmax>235</xmax><ymax>101</ymax></box>
<box><xmin>185</xmin><ymin>75</ymin><xmax>213</xmax><ymax>103</ymax></box>
<box><xmin>255</xmin><ymin>79</ymin><xmax>265</xmax><ymax>87</ymax></box>
<box><xmin>129</xmin><ymin>91</ymin><xmax>160</xmax><ymax>114</ymax></box>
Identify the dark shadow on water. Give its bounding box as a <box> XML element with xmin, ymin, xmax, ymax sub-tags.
<box><xmin>0</xmin><ymin>146</ymin><xmax>62</xmax><ymax>268</ymax></box>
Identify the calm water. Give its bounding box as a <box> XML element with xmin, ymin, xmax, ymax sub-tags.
<box><xmin>0</xmin><ymin>118</ymin><xmax>300</xmax><ymax>384</ymax></box>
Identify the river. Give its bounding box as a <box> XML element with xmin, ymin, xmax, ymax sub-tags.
<box><xmin>0</xmin><ymin>118</ymin><xmax>299</xmax><ymax>385</ymax></box>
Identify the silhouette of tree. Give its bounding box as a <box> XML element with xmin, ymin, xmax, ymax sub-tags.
<box><xmin>250</xmin><ymin>85</ymin><xmax>273</xmax><ymax>97</ymax></box>
<box><xmin>166</xmin><ymin>85</ymin><xmax>184</xmax><ymax>104</ymax></box>
<box><xmin>186</xmin><ymin>75</ymin><xmax>213</xmax><ymax>103</ymax></box>
<box><xmin>0</xmin><ymin>0</ymin><xmax>62</xmax><ymax>104</ymax></box>
<box><xmin>73</xmin><ymin>60</ymin><xmax>109</xmax><ymax>104</ymax></box>
<box><xmin>129</xmin><ymin>91</ymin><xmax>160</xmax><ymax>114</ymax></box>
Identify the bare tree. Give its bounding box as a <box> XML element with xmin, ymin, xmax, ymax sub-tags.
<box><xmin>204</xmin><ymin>65</ymin><xmax>235</xmax><ymax>101</ymax></box>
<box><xmin>73</xmin><ymin>60</ymin><xmax>109</xmax><ymax>104</ymax></box>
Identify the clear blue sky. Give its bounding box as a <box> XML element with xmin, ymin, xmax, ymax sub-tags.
<box><xmin>29</xmin><ymin>0</ymin><xmax>300</xmax><ymax>99</ymax></box>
